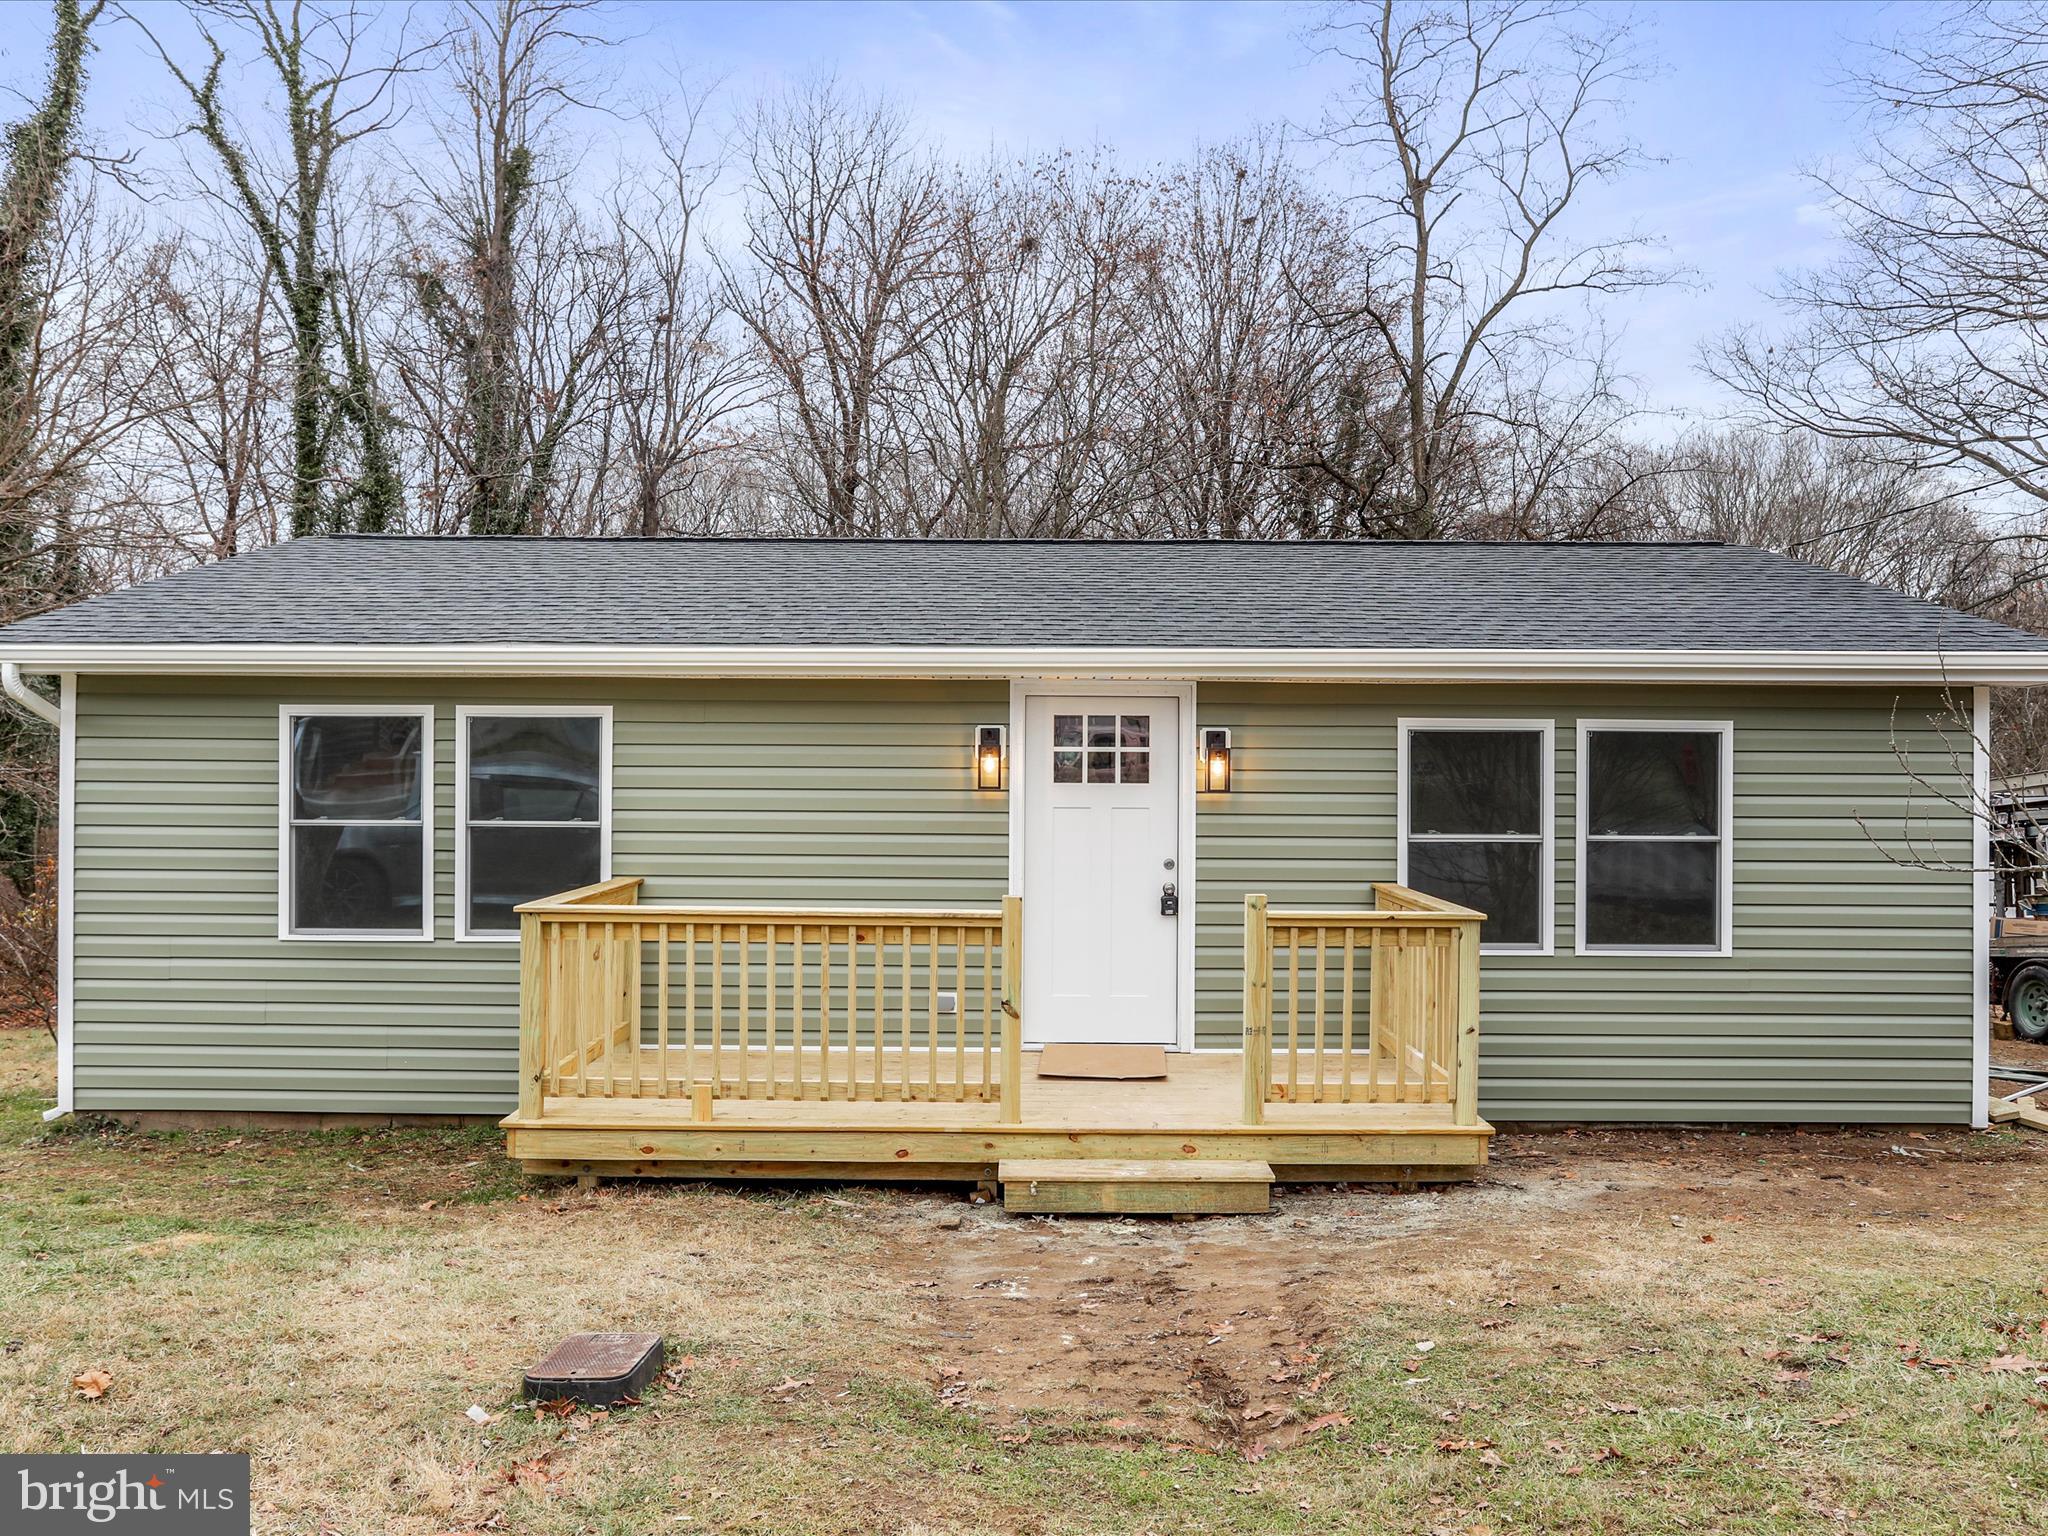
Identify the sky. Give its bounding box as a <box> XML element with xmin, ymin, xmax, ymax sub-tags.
<box><xmin>25</xmin><ymin>0</ymin><xmax>1930</xmax><ymax>424</ymax></box>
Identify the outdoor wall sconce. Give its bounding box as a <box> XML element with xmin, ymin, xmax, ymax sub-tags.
<box><xmin>975</xmin><ymin>724</ymin><xmax>1007</xmax><ymax>790</ymax></box>
<box><xmin>1199</xmin><ymin>727</ymin><xmax>1232</xmax><ymax>793</ymax></box>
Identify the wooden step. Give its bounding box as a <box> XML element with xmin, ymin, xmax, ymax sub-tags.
<box><xmin>997</xmin><ymin>1158</ymin><xmax>1274</xmax><ymax>1215</ymax></box>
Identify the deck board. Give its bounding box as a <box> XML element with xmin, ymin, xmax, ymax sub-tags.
<box><xmin>535</xmin><ymin>1048</ymin><xmax>1461</xmax><ymax>1130</ymax></box>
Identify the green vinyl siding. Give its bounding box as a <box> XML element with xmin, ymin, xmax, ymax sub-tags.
<box><xmin>72</xmin><ymin>676</ymin><xmax>1976</xmax><ymax>1121</ymax></box>
<box><xmin>1194</xmin><ymin>684</ymin><xmax>1975</xmax><ymax>1122</ymax></box>
<box><xmin>72</xmin><ymin>678</ymin><xmax>1009</xmax><ymax>1112</ymax></box>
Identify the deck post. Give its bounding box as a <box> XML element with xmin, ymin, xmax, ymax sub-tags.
<box><xmin>1452</xmin><ymin>917</ymin><xmax>1481</xmax><ymax>1126</ymax></box>
<box><xmin>517</xmin><ymin>913</ymin><xmax>545</xmax><ymax>1121</ymax></box>
<box><xmin>1242</xmin><ymin>894</ymin><xmax>1271</xmax><ymax>1124</ymax></box>
<box><xmin>1000</xmin><ymin>895</ymin><xmax>1023</xmax><ymax>1123</ymax></box>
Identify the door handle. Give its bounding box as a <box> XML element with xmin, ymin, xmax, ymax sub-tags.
<box><xmin>1160</xmin><ymin>882</ymin><xmax>1179</xmax><ymax>917</ymax></box>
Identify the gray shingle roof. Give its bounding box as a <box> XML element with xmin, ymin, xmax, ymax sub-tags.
<box><xmin>1</xmin><ymin>535</ymin><xmax>2043</xmax><ymax>653</ymax></box>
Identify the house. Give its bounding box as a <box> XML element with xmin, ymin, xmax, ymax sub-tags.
<box><xmin>2</xmin><ymin>536</ymin><xmax>2044</xmax><ymax>1200</ymax></box>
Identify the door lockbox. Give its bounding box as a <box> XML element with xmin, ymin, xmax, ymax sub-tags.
<box><xmin>1160</xmin><ymin>882</ymin><xmax>1179</xmax><ymax>917</ymax></box>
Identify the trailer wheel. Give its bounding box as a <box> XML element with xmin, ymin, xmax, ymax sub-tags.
<box><xmin>2005</xmin><ymin>962</ymin><xmax>2048</xmax><ymax>1043</ymax></box>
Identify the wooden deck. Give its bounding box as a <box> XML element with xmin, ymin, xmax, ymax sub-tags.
<box><xmin>502</xmin><ymin>1049</ymin><xmax>1493</xmax><ymax>1182</ymax></box>
<box><xmin>499</xmin><ymin>880</ymin><xmax>1494</xmax><ymax>1188</ymax></box>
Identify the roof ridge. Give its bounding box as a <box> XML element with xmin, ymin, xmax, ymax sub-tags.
<box><xmin>321</xmin><ymin>534</ymin><xmax>1730</xmax><ymax>549</ymax></box>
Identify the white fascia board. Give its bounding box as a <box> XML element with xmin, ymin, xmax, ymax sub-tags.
<box><xmin>4</xmin><ymin>642</ymin><xmax>2048</xmax><ymax>685</ymax></box>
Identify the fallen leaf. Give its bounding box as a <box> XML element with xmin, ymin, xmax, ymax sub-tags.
<box><xmin>1301</xmin><ymin>1411</ymin><xmax>1352</xmax><ymax>1436</ymax></box>
<box><xmin>767</xmin><ymin>1376</ymin><xmax>814</xmax><ymax>1397</ymax></box>
<box><xmin>72</xmin><ymin>1369</ymin><xmax>111</xmax><ymax>1400</ymax></box>
<box><xmin>1815</xmin><ymin>1408</ymin><xmax>1859</xmax><ymax>1427</ymax></box>
<box><xmin>1983</xmin><ymin>1355</ymin><xmax>2047</xmax><ymax>1374</ymax></box>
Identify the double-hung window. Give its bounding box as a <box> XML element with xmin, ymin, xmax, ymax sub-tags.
<box><xmin>1399</xmin><ymin>720</ymin><xmax>1553</xmax><ymax>952</ymax></box>
<box><xmin>456</xmin><ymin>707</ymin><xmax>611</xmax><ymax>938</ymax></box>
<box><xmin>1577</xmin><ymin>721</ymin><xmax>1733</xmax><ymax>955</ymax></box>
<box><xmin>280</xmin><ymin>706</ymin><xmax>433</xmax><ymax>940</ymax></box>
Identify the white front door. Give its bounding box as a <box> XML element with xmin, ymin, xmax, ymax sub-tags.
<box><xmin>1021</xmin><ymin>692</ymin><xmax>1182</xmax><ymax>1045</ymax></box>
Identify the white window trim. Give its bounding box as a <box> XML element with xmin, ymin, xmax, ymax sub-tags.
<box><xmin>1574</xmin><ymin>718</ymin><xmax>1735</xmax><ymax>958</ymax></box>
<box><xmin>278</xmin><ymin>703</ymin><xmax>436</xmax><ymax>943</ymax></box>
<box><xmin>454</xmin><ymin>704</ymin><xmax>613</xmax><ymax>943</ymax></box>
<box><xmin>1397</xmin><ymin>717</ymin><xmax>1555</xmax><ymax>956</ymax></box>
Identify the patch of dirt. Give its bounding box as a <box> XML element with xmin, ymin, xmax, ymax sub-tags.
<box><xmin>885</xmin><ymin>1125</ymin><xmax>2045</xmax><ymax>1455</ymax></box>
<box><xmin>914</xmin><ymin>1231</ymin><xmax>1339</xmax><ymax>1454</ymax></box>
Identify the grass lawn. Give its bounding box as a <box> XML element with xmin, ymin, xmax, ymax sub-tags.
<box><xmin>3</xmin><ymin>1027</ymin><xmax>2046</xmax><ymax>1535</ymax></box>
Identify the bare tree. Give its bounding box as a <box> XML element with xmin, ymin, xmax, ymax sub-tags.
<box><xmin>129</xmin><ymin>0</ymin><xmax>423</xmax><ymax>537</ymax></box>
<box><xmin>600</xmin><ymin>95</ymin><xmax>759</xmax><ymax>536</ymax></box>
<box><xmin>397</xmin><ymin>0</ymin><xmax>616</xmax><ymax>536</ymax></box>
<box><xmin>1306</xmin><ymin>0</ymin><xmax>1669</xmax><ymax>536</ymax></box>
<box><xmin>721</xmin><ymin>81</ymin><xmax>968</xmax><ymax>536</ymax></box>
<box><xmin>1119</xmin><ymin>137</ymin><xmax>1403</xmax><ymax>539</ymax></box>
<box><xmin>1711</xmin><ymin>1</ymin><xmax>2048</xmax><ymax>514</ymax></box>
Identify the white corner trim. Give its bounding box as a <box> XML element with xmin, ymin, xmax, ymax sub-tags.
<box><xmin>453</xmin><ymin>704</ymin><xmax>613</xmax><ymax>943</ymax></box>
<box><xmin>1573</xmin><ymin>719</ymin><xmax>1737</xmax><ymax>959</ymax></box>
<box><xmin>1972</xmin><ymin>684</ymin><xmax>1991</xmax><ymax>1129</ymax></box>
<box><xmin>5</xmin><ymin>641</ymin><xmax>2048</xmax><ymax>686</ymax></box>
<box><xmin>277</xmin><ymin>704</ymin><xmax>437</xmax><ymax>943</ymax></box>
<box><xmin>43</xmin><ymin>673</ymin><xmax>75</xmax><ymax>1121</ymax></box>
<box><xmin>1396</xmin><ymin>717</ymin><xmax>1555</xmax><ymax>955</ymax></box>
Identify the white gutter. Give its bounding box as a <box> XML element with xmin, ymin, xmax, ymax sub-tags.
<box><xmin>1</xmin><ymin>643</ymin><xmax>2046</xmax><ymax>685</ymax></box>
<box><xmin>2</xmin><ymin>661</ymin><xmax>60</xmax><ymax>725</ymax></box>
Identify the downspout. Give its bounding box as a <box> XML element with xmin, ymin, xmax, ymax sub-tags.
<box><xmin>2</xmin><ymin>662</ymin><xmax>70</xmax><ymax>1119</ymax></box>
<box><xmin>2</xmin><ymin>662</ymin><xmax>58</xmax><ymax>726</ymax></box>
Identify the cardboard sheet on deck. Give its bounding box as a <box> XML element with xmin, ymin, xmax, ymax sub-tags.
<box><xmin>1034</xmin><ymin>1043</ymin><xmax>1168</xmax><ymax>1080</ymax></box>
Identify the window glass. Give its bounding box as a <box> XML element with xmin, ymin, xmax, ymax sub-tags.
<box><xmin>1052</xmin><ymin>713</ymin><xmax>1152</xmax><ymax>786</ymax></box>
<box><xmin>1584</xmin><ymin>840</ymin><xmax>1719</xmax><ymax>948</ymax></box>
<box><xmin>1405</xmin><ymin>839</ymin><xmax>1541</xmax><ymax>946</ymax></box>
<box><xmin>291</xmin><ymin>715</ymin><xmax>421</xmax><ymax>821</ymax></box>
<box><xmin>466</xmin><ymin>826</ymin><xmax>602</xmax><ymax>932</ymax></box>
<box><xmin>463</xmin><ymin>714</ymin><xmax>607</xmax><ymax>933</ymax></box>
<box><xmin>292</xmin><ymin>825</ymin><xmax>425</xmax><ymax>931</ymax></box>
<box><xmin>467</xmin><ymin>716</ymin><xmax>602</xmax><ymax>823</ymax></box>
<box><xmin>287</xmin><ymin>713</ymin><xmax>426</xmax><ymax>935</ymax></box>
<box><xmin>1403</xmin><ymin>725</ymin><xmax>1548</xmax><ymax>949</ymax></box>
<box><xmin>1586</xmin><ymin>731</ymin><xmax>1719</xmax><ymax>837</ymax></box>
<box><xmin>1409</xmin><ymin>730</ymin><xmax>1540</xmax><ymax>835</ymax></box>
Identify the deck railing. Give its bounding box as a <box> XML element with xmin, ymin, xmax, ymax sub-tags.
<box><xmin>515</xmin><ymin>879</ymin><xmax>1023</xmax><ymax>1123</ymax></box>
<box><xmin>1241</xmin><ymin>883</ymin><xmax>1482</xmax><ymax>1126</ymax></box>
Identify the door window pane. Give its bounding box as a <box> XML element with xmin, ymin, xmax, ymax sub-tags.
<box><xmin>1586</xmin><ymin>731</ymin><xmax>1720</xmax><ymax>836</ymax></box>
<box><xmin>1405</xmin><ymin>840</ymin><xmax>1541</xmax><ymax>946</ymax></box>
<box><xmin>466</xmin><ymin>825</ymin><xmax>603</xmax><ymax>932</ymax></box>
<box><xmin>1120</xmin><ymin>716</ymin><xmax>1150</xmax><ymax>748</ymax></box>
<box><xmin>1409</xmin><ymin>730</ymin><xmax>1540</xmax><ymax>835</ymax></box>
<box><xmin>1584</xmin><ymin>840</ymin><xmax>1719</xmax><ymax>948</ymax></box>
<box><xmin>1087</xmin><ymin>715</ymin><xmax>1117</xmax><ymax>749</ymax></box>
<box><xmin>1087</xmin><ymin>750</ymin><xmax>1116</xmax><ymax>783</ymax></box>
<box><xmin>1052</xmin><ymin>750</ymin><xmax>1082</xmax><ymax>784</ymax></box>
<box><xmin>1053</xmin><ymin>714</ymin><xmax>1082</xmax><ymax>748</ymax></box>
<box><xmin>1120</xmin><ymin>751</ymin><xmax>1150</xmax><ymax>784</ymax></box>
